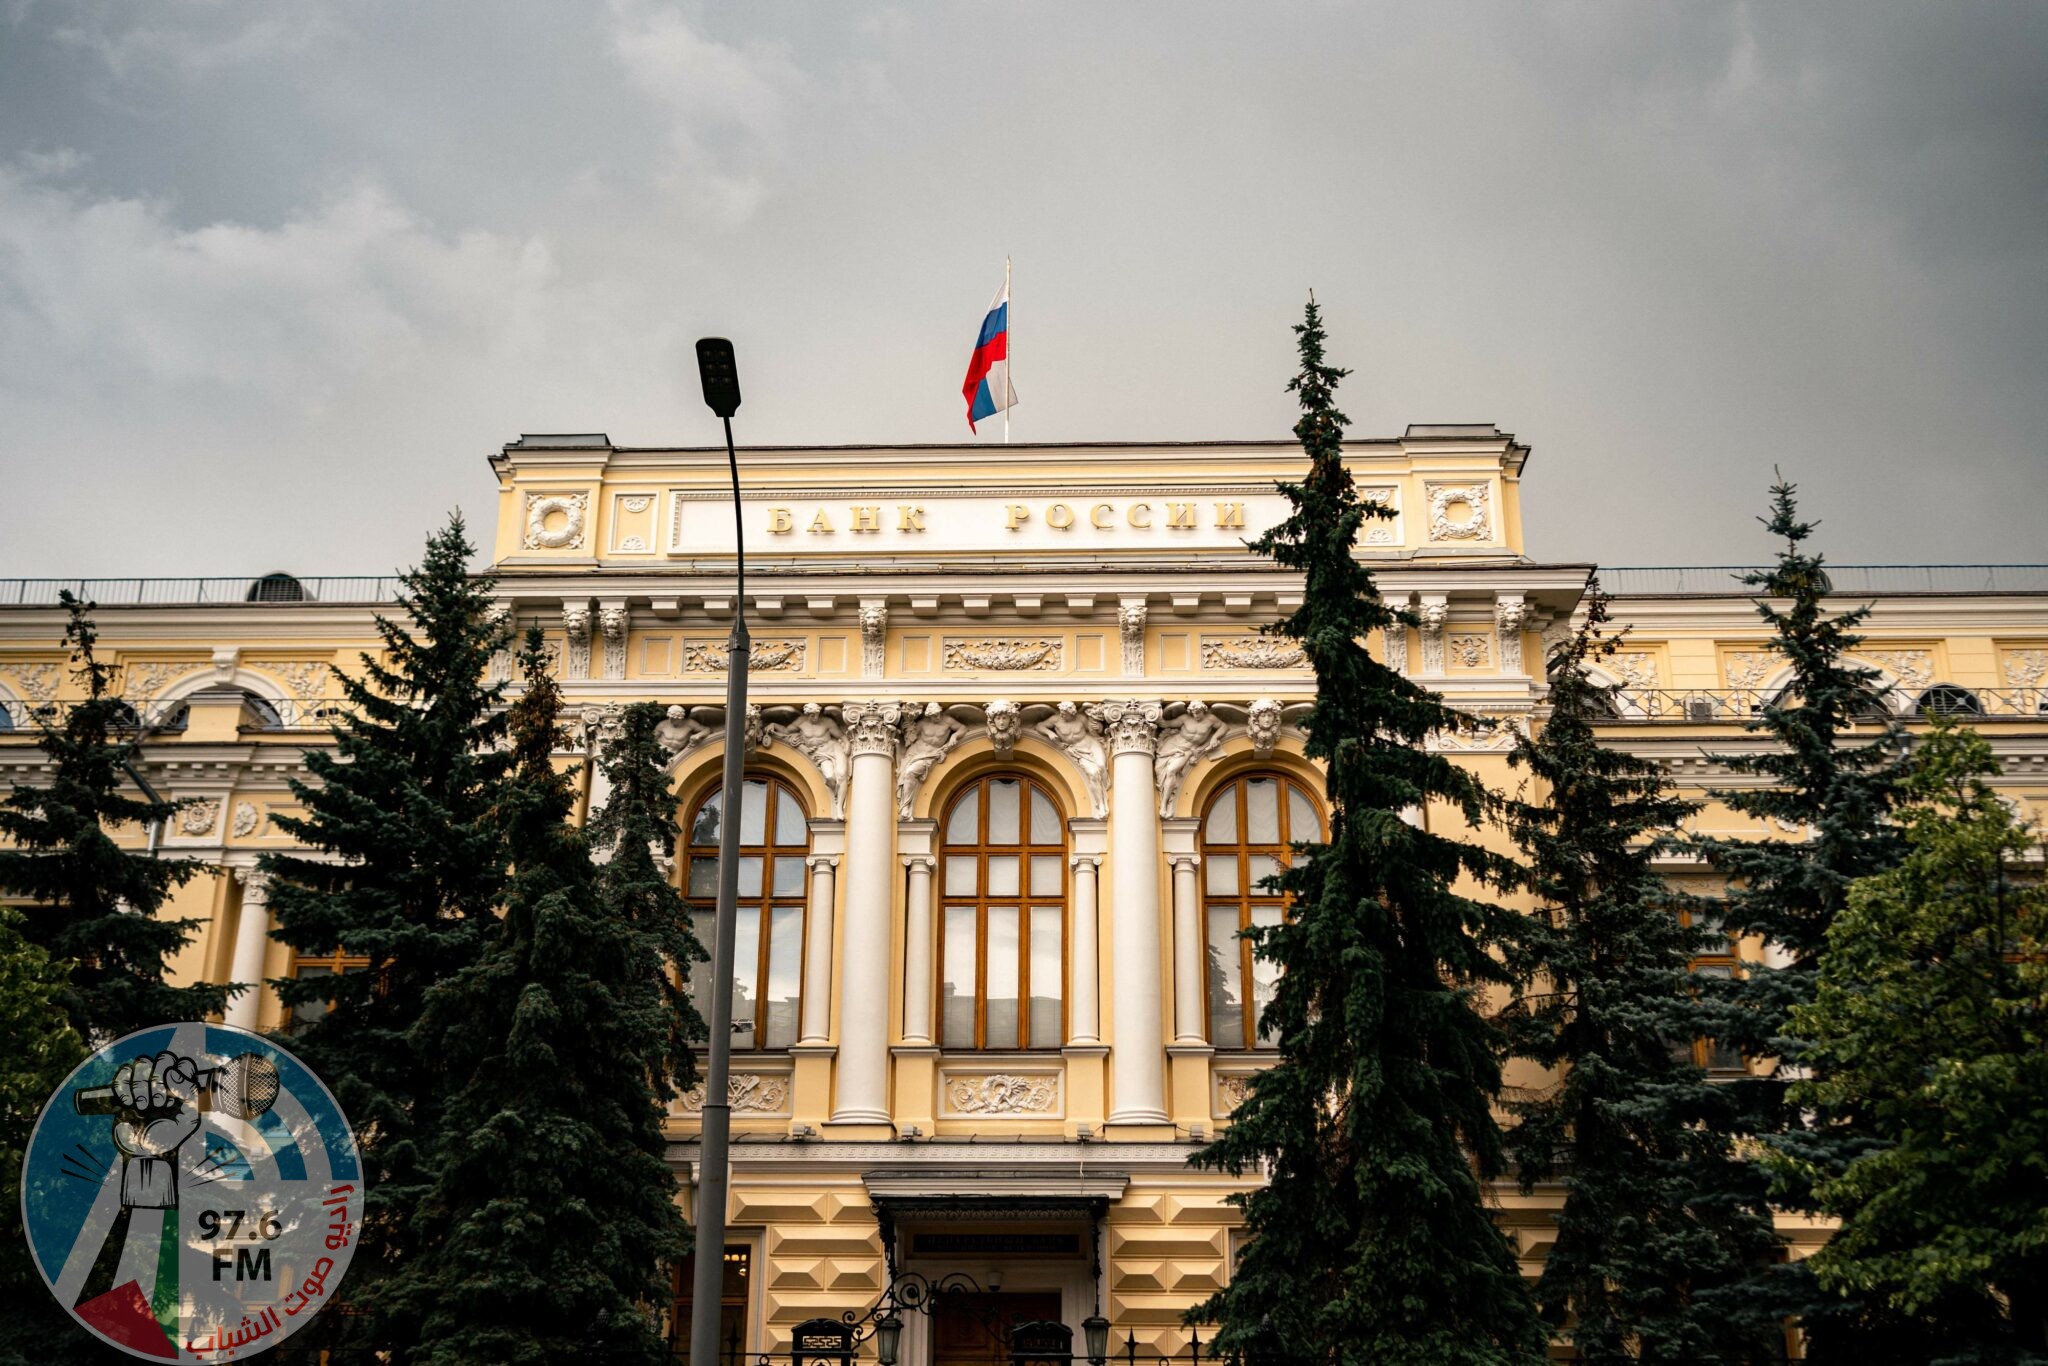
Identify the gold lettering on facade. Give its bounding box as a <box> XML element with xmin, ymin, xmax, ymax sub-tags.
<box><xmin>1047</xmin><ymin>503</ymin><xmax>1075</xmax><ymax>530</ymax></box>
<box><xmin>1166</xmin><ymin>502</ymin><xmax>1196</xmax><ymax>529</ymax></box>
<box><xmin>808</xmin><ymin>509</ymin><xmax>834</xmax><ymax>534</ymax></box>
<box><xmin>1127</xmin><ymin>502</ymin><xmax>1152</xmax><ymax>528</ymax></box>
<box><xmin>851</xmin><ymin>505</ymin><xmax>881</xmax><ymax>533</ymax></box>
<box><xmin>1091</xmin><ymin>503</ymin><xmax>1115</xmax><ymax>529</ymax></box>
<box><xmin>1215</xmin><ymin>502</ymin><xmax>1245</xmax><ymax>529</ymax></box>
<box><xmin>767</xmin><ymin>507</ymin><xmax>793</xmax><ymax>534</ymax></box>
<box><xmin>1006</xmin><ymin>504</ymin><xmax>1030</xmax><ymax>530</ymax></box>
<box><xmin>898</xmin><ymin>505</ymin><xmax>926</xmax><ymax>532</ymax></box>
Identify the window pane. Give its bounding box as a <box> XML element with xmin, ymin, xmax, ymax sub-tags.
<box><xmin>731</xmin><ymin>905</ymin><xmax>760</xmax><ymax>1043</ymax></box>
<box><xmin>1287</xmin><ymin>786</ymin><xmax>1319</xmax><ymax>843</ymax></box>
<box><xmin>739</xmin><ymin>781</ymin><xmax>769</xmax><ymax>844</ymax></box>
<box><xmin>941</xmin><ymin>907</ymin><xmax>977</xmax><ymax>1047</ymax></box>
<box><xmin>692</xmin><ymin>790</ymin><xmax>723</xmax><ymax>846</ymax></box>
<box><xmin>1249</xmin><ymin>906</ymin><xmax>1283</xmax><ymax>1046</ymax></box>
<box><xmin>946</xmin><ymin>788</ymin><xmax>980</xmax><ymax>844</ymax></box>
<box><xmin>985</xmin><ymin>908</ymin><xmax>1020</xmax><ymax>1047</ymax></box>
<box><xmin>1029</xmin><ymin>856</ymin><xmax>1062</xmax><ymax>896</ymax></box>
<box><xmin>774</xmin><ymin>788</ymin><xmax>806</xmax><ymax>845</ymax></box>
<box><xmin>689</xmin><ymin>858</ymin><xmax>719</xmax><ymax>897</ymax></box>
<box><xmin>1206</xmin><ymin>906</ymin><xmax>1244</xmax><ymax>1048</ymax></box>
<box><xmin>763</xmin><ymin>907</ymin><xmax>802</xmax><ymax>1048</ymax></box>
<box><xmin>690</xmin><ymin>911</ymin><xmax>716</xmax><ymax>1011</ymax></box>
<box><xmin>1245</xmin><ymin>779</ymin><xmax>1281</xmax><ymax>843</ymax></box>
<box><xmin>1206</xmin><ymin>857</ymin><xmax>1239</xmax><ymax>896</ymax></box>
<box><xmin>1030</xmin><ymin>790</ymin><xmax>1060</xmax><ymax>844</ymax></box>
<box><xmin>773</xmin><ymin>857</ymin><xmax>806</xmax><ymax>897</ymax></box>
<box><xmin>987</xmin><ymin>779</ymin><xmax>1021</xmax><ymax>844</ymax></box>
<box><xmin>986</xmin><ymin>855</ymin><xmax>1020</xmax><ymax>897</ymax></box>
<box><xmin>1247</xmin><ymin>854</ymin><xmax>1284</xmax><ymax>893</ymax></box>
<box><xmin>737</xmin><ymin>856</ymin><xmax>763</xmax><ymax>898</ymax></box>
<box><xmin>1204</xmin><ymin>788</ymin><xmax>1238</xmax><ymax>843</ymax></box>
<box><xmin>291</xmin><ymin>966</ymin><xmax>334</xmax><ymax>1031</ymax></box>
<box><xmin>1029</xmin><ymin>907</ymin><xmax>1062</xmax><ymax>1047</ymax></box>
<box><xmin>944</xmin><ymin>856</ymin><xmax>977</xmax><ymax>897</ymax></box>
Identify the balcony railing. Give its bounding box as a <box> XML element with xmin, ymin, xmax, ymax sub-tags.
<box><xmin>0</xmin><ymin>576</ymin><xmax>405</xmax><ymax>606</ymax></box>
<box><xmin>1594</xmin><ymin>687</ymin><xmax>2048</xmax><ymax>724</ymax></box>
<box><xmin>1602</xmin><ymin>564</ymin><xmax>2048</xmax><ymax>596</ymax></box>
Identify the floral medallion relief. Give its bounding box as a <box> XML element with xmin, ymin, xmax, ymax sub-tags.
<box><xmin>2002</xmin><ymin>649</ymin><xmax>2048</xmax><ymax>690</ymax></box>
<box><xmin>677</xmin><ymin>1073</ymin><xmax>791</xmax><ymax>1115</ymax></box>
<box><xmin>942</xmin><ymin>1072</ymin><xmax>1062</xmax><ymax>1117</ymax></box>
<box><xmin>681</xmin><ymin>639</ymin><xmax>807</xmax><ymax>673</ymax></box>
<box><xmin>941</xmin><ymin>638</ymin><xmax>1064</xmax><ymax>672</ymax></box>
<box><xmin>524</xmin><ymin>492</ymin><xmax>589</xmax><ymax>551</ymax></box>
<box><xmin>1199</xmin><ymin>636</ymin><xmax>1307</xmax><ymax>670</ymax></box>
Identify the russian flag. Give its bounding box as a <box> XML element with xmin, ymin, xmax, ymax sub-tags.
<box><xmin>962</xmin><ymin>280</ymin><xmax>1016</xmax><ymax>432</ymax></box>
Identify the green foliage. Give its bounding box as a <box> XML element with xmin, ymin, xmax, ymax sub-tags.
<box><xmin>1188</xmin><ymin>298</ymin><xmax>1544</xmax><ymax>1365</ymax></box>
<box><xmin>1686</xmin><ymin>478</ymin><xmax>1923</xmax><ymax>1355</ymax></box>
<box><xmin>261</xmin><ymin>514</ymin><xmax>513</xmax><ymax>1350</ymax></box>
<box><xmin>402</xmin><ymin>639</ymin><xmax>692</xmax><ymax>1365</ymax></box>
<box><xmin>0</xmin><ymin>593</ymin><xmax>223</xmax><ymax>1041</ymax></box>
<box><xmin>0</xmin><ymin>908</ymin><xmax>110</xmax><ymax>1366</ymax></box>
<box><xmin>1503</xmin><ymin>591</ymin><xmax>1783</xmax><ymax>1363</ymax></box>
<box><xmin>1777</xmin><ymin>724</ymin><xmax>2048</xmax><ymax>1362</ymax></box>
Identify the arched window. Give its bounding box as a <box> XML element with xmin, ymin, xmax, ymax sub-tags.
<box><xmin>1916</xmin><ymin>684</ymin><xmax>1982</xmax><ymax>719</ymax></box>
<box><xmin>1202</xmin><ymin>772</ymin><xmax>1325</xmax><ymax>1049</ymax></box>
<box><xmin>938</xmin><ymin>774</ymin><xmax>1066</xmax><ymax>1050</ymax></box>
<box><xmin>683</xmin><ymin>776</ymin><xmax>810</xmax><ymax>1050</ymax></box>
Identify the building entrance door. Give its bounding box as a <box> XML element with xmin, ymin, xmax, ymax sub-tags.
<box><xmin>931</xmin><ymin>1292</ymin><xmax>1063</xmax><ymax>1366</ymax></box>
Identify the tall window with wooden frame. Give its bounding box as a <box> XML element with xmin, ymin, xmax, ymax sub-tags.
<box><xmin>670</xmin><ymin>1243</ymin><xmax>751</xmax><ymax>1360</ymax></box>
<box><xmin>683</xmin><ymin>777</ymin><xmax>810</xmax><ymax>1051</ymax></box>
<box><xmin>1682</xmin><ymin>909</ymin><xmax>1746</xmax><ymax>1073</ymax></box>
<box><xmin>938</xmin><ymin>774</ymin><xmax>1066</xmax><ymax>1051</ymax></box>
<box><xmin>1202</xmin><ymin>772</ymin><xmax>1325</xmax><ymax>1049</ymax></box>
<box><xmin>286</xmin><ymin>948</ymin><xmax>371</xmax><ymax>1034</ymax></box>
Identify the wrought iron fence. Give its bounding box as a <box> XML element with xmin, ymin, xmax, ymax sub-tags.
<box><xmin>1593</xmin><ymin>687</ymin><xmax>2047</xmax><ymax>724</ymax></box>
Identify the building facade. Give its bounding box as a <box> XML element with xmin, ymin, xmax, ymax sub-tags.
<box><xmin>3</xmin><ymin>430</ymin><xmax>2044</xmax><ymax>1360</ymax></box>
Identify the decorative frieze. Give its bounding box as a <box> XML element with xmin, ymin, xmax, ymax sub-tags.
<box><xmin>1723</xmin><ymin>651</ymin><xmax>1777</xmax><ymax>689</ymax></box>
<box><xmin>1856</xmin><ymin>649</ymin><xmax>1934</xmax><ymax>691</ymax></box>
<box><xmin>681</xmin><ymin>638</ymin><xmax>806</xmax><ymax>673</ymax></box>
<box><xmin>1611</xmin><ymin>652</ymin><xmax>1659</xmax><ymax>690</ymax></box>
<box><xmin>1360</xmin><ymin>486</ymin><xmax>1400</xmax><ymax>546</ymax></box>
<box><xmin>943</xmin><ymin>1072</ymin><xmax>1061</xmax><ymax>1117</ymax></box>
<box><xmin>942</xmin><ymin>638</ymin><xmax>1063</xmax><ymax>672</ymax></box>
<box><xmin>678</xmin><ymin>1073</ymin><xmax>791</xmax><ymax>1116</ymax></box>
<box><xmin>524</xmin><ymin>492</ymin><xmax>588</xmax><ymax>550</ymax></box>
<box><xmin>2003</xmin><ymin>649</ymin><xmax>2048</xmax><ymax>689</ymax></box>
<box><xmin>1200</xmin><ymin>636</ymin><xmax>1307</xmax><ymax>670</ymax></box>
<box><xmin>121</xmin><ymin>661</ymin><xmax>196</xmax><ymax>704</ymax></box>
<box><xmin>1214</xmin><ymin>1072</ymin><xmax>1259</xmax><ymax>1115</ymax></box>
<box><xmin>1426</xmin><ymin>712</ymin><xmax>1527</xmax><ymax>753</ymax></box>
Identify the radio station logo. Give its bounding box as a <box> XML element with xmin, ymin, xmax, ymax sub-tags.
<box><xmin>19</xmin><ymin>1023</ymin><xmax>362</xmax><ymax>1361</ymax></box>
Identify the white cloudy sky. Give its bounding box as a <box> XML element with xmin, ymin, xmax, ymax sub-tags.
<box><xmin>1</xmin><ymin>2</ymin><xmax>2043</xmax><ymax>577</ymax></box>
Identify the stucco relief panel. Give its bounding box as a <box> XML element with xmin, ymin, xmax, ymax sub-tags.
<box><xmin>940</xmin><ymin>1070</ymin><xmax>1064</xmax><ymax>1118</ymax></box>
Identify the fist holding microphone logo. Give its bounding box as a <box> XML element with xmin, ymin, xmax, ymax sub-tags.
<box><xmin>20</xmin><ymin>1024</ymin><xmax>362</xmax><ymax>1360</ymax></box>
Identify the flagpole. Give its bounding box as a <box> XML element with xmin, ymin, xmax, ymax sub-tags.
<box><xmin>1004</xmin><ymin>255</ymin><xmax>1012</xmax><ymax>445</ymax></box>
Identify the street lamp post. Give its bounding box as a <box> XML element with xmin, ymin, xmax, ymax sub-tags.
<box><xmin>688</xmin><ymin>337</ymin><xmax>749</xmax><ymax>1366</ymax></box>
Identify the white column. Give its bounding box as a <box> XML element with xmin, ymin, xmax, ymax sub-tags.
<box><xmin>225</xmin><ymin>869</ymin><xmax>272</xmax><ymax>1031</ymax></box>
<box><xmin>900</xmin><ymin>855</ymin><xmax>937</xmax><ymax>1045</ymax></box>
<box><xmin>833</xmin><ymin>701</ymin><xmax>900</xmax><ymax>1124</ymax></box>
<box><xmin>1097</xmin><ymin>700</ymin><xmax>1167</xmax><ymax>1124</ymax></box>
<box><xmin>799</xmin><ymin>853</ymin><xmax>838</xmax><ymax>1045</ymax></box>
<box><xmin>1067</xmin><ymin>853</ymin><xmax>1103</xmax><ymax>1045</ymax></box>
<box><xmin>1169</xmin><ymin>853</ymin><xmax>1204</xmax><ymax>1044</ymax></box>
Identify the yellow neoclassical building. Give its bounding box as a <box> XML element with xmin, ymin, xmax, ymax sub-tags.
<box><xmin>2</xmin><ymin>429</ymin><xmax>2044</xmax><ymax>1360</ymax></box>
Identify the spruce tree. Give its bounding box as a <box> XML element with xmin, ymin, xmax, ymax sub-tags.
<box><xmin>1686</xmin><ymin>479</ymin><xmax>1918</xmax><ymax>1356</ymax></box>
<box><xmin>403</xmin><ymin>644</ymin><xmax>692</xmax><ymax>1365</ymax></box>
<box><xmin>262</xmin><ymin>515</ymin><xmax>512</xmax><ymax>1351</ymax></box>
<box><xmin>0</xmin><ymin>908</ymin><xmax>96</xmax><ymax>1366</ymax></box>
<box><xmin>1188</xmin><ymin>299</ymin><xmax>1544</xmax><ymax>1365</ymax></box>
<box><xmin>1503</xmin><ymin>590</ymin><xmax>1781</xmax><ymax>1363</ymax></box>
<box><xmin>0</xmin><ymin>593</ymin><xmax>225</xmax><ymax>1040</ymax></box>
<box><xmin>1779</xmin><ymin>723</ymin><xmax>2048</xmax><ymax>1362</ymax></box>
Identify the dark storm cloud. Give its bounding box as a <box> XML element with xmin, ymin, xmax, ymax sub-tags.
<box><xmin>0</xmin><ymin>1</ymin><xmax>2041</xmax><ymax>575</ymax></box>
